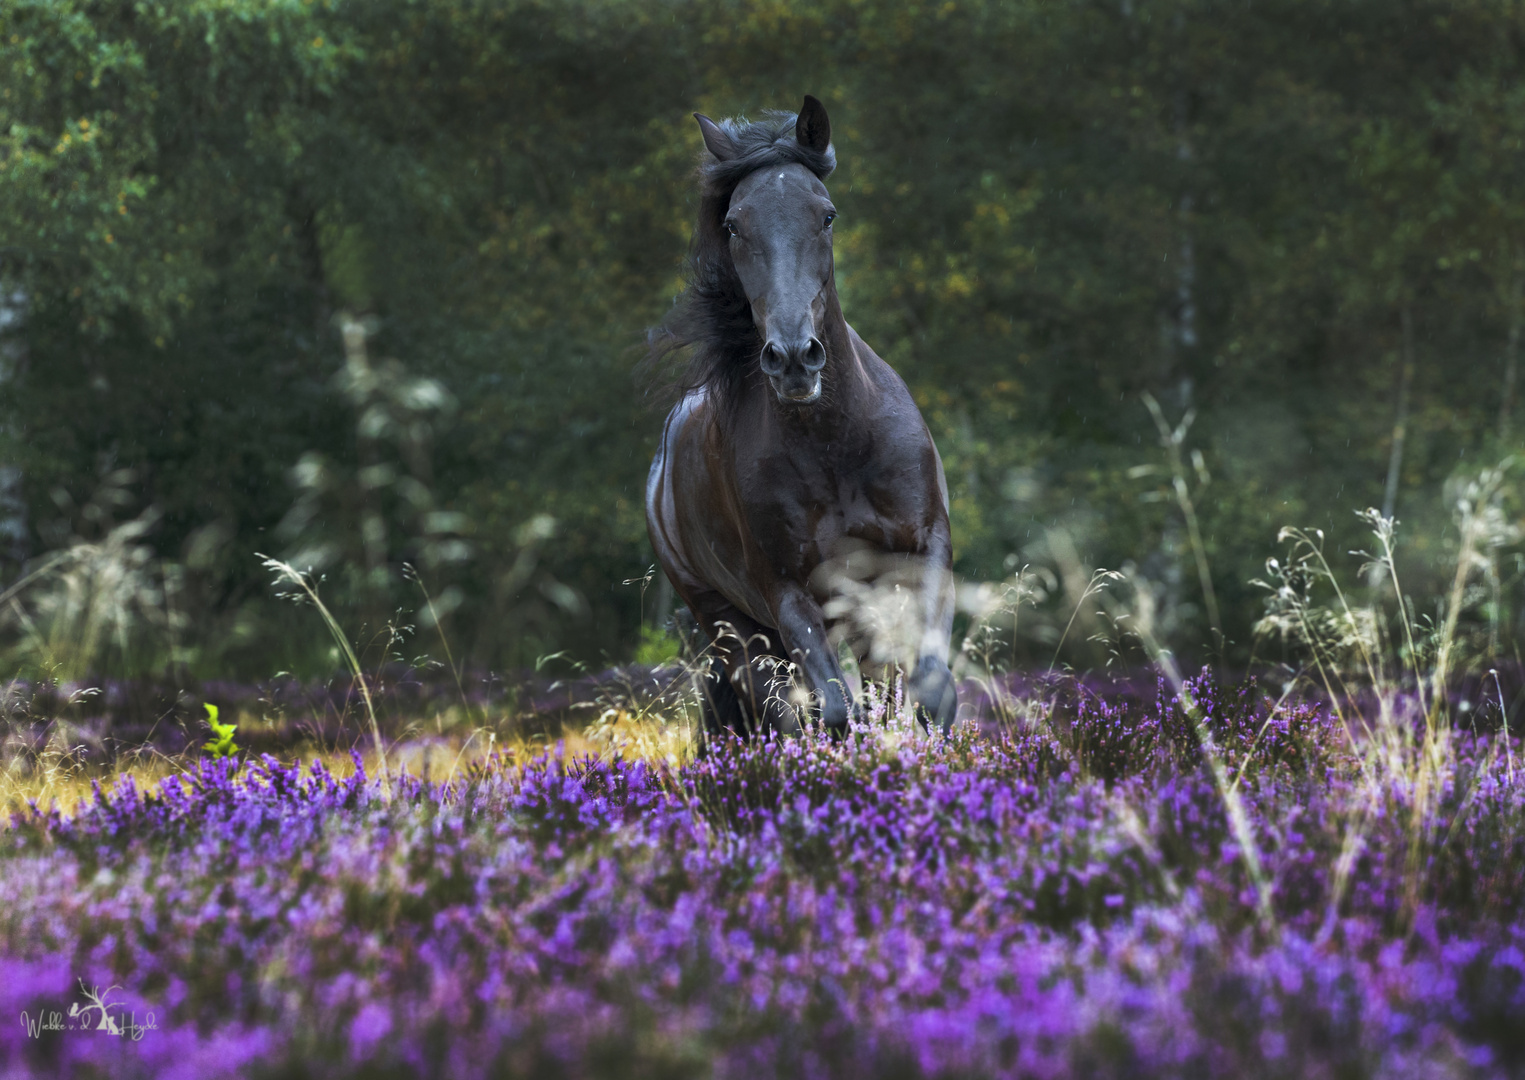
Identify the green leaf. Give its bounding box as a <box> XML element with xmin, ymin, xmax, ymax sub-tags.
<box><xmin>202</xmin><ymin>702</ymin><xmax>239</xmax><ymax>759</ymax></box>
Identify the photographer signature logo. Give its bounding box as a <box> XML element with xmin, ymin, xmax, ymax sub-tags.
<box><xmin>18</xmin><ymin>980</ymin><xmax>158</xmax><ymax>1042</ymax></box>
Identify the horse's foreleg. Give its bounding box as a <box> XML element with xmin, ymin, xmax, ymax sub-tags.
<box><xmin>696</xmin><ymin>654</ymin><xmax>749</xmax><ymax>741</ymax></box>
<box><xmin>694</xmin><ymin>600</ymin><xmax>801</xmax><ymax>738</ymax></box>
<box><xmin>911</xmin><ymin>655</ymin><xmax>957</xmax><ymax>734</ymax></box>
<box><xmin>912</xmin><ymin>536</ymin><xmax>958</xmax><ymax>735</ymax></box>
<box><xmin>774</xmin><ymin>586</ymin><xmax>857</xmax><ymax>731</ymax></box>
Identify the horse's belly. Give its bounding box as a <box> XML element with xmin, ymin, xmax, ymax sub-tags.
<box><xmin>647</xmin><ymin>393</ymin><xmax>773</xmax><ymax>628</ymax></box>
<box><xmin>686</xmin><ymin>533</ymin><xmax>772</xmax><ymax>625</ymax></box>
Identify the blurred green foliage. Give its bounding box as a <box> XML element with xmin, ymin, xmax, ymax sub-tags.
<box><xmin>2</xmin><ymin>0</ymin><xmax>1523</xmax><ymax>676</ymax></box>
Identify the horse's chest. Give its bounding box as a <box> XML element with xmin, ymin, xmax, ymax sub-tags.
<box><xmin>745</xmin><ymin>456</ymin><xmax>917</xmax><ymax>566</ymax></box>
<box><xmin>821</xmin><ymin>484</ymin><xmax>894</xmax><ymax>544</ymax></box>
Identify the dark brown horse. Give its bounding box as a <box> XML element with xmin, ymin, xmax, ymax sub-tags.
<box><xmin>646</xmin><ymin>95</ymin><xmax>956</xmax><ymax>739</ymax></box>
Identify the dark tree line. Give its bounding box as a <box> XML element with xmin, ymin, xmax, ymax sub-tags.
<box><xmin>2</xmin><ymin>0</ymin><xmax>1522</xmax><ymax>676</ymax></box>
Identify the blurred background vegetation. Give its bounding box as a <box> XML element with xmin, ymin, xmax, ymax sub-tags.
<box><xmin>2</xmin><ymin>0</ymin><xmax>1523</xmax><ymax>681</ymax></box>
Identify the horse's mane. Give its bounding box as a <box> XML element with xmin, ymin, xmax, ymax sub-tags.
<box><xmin>645</xmin><ymin>109</ymin><xmax>837</xmax><ymax>415</ymax></box>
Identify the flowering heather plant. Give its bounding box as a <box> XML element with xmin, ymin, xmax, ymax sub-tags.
<box><xmin>1</xmin><ymin>672</ymin><xmax>1523</xmax><ymax>1078</ymax></box>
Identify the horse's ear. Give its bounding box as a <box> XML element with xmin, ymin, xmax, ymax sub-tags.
<box><xmin>693</xmin><ymin>113</ymin><xmax>739</xmax><ymax>162</ymax></box>
<box><xmin>796</xmin><ymin>95</ymin><xmax>831</xmax><ymax>154</ymax></box>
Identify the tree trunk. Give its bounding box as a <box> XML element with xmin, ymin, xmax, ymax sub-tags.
<box><xmin>650</xmin><ymin>572</ymin><xmax>673</xmax><ymax>636</ymax></box>
<box><xmin>289</xmin><ymin>189</ymin><xmax>333</xmax><ymax>348</ymax></box>
<box><xmin>1381</xmin><ymin>302</ymin><xmax>1416</xmax><ymax>522</ymax></box>
<box><xmin>1172</xmin><ymin>13</ymin><xmax>1198</xmax><ymax>358</ymax></box>
<box><xmin>0</xmin><ymin>286</ymin><xmax>28</xmax><ymax>572</ymax></box>
<box><xmin>1498</xmin><ymin>261</ymin><xmax>1522</xmax><ymax>443</ymax></box>
<box><xmin>341</xmin><ymin>318</ymin><xmax>389</xmax><ymax>586</ymax></box>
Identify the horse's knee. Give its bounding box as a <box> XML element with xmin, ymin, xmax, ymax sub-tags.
<box><xmin>760</xmin><ymin>694</ymin><xmax>804</xmax><ymax>738</ymax></box>
<box><xmin>812</xmin><ymin>676</ymin><xmax>860</xmax><ymax>731</ymax></box>
<box><xmin>719</xmin><ymin>654</ymin><xmax>790</xmax><ymax>738</ymax></box>
<box><xmin>911</xmin><ymin>656</ymin><xmax>957</xmax><ymax>734</ymax></box>
<box><xmin>818</xmin><ymin>691</ymin><xmax>850</xmax><ymax>731</ymax></box>
<box><xmin>700</xmin><ymin>656</ymin><xmax>750</xmax><ymax>739</ymax></box>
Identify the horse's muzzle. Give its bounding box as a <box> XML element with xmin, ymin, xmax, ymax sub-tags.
<box><xmin>761</xmin><ymin>337</ymin><xmax>826</xmax><ymax>404</ymax></box>
<box><xmin>771</xmin><ymin>372</ymin><xmax>822</xmax><ymax>404</ymax></box>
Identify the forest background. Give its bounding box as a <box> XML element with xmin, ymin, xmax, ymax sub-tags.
<box><xmin>2</xmin><ymin>0</ymin><xmax>1523</xmax><ymax>682</ymax></box>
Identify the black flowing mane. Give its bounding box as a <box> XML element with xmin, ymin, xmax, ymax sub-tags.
<box><xmin>645</xmin><ymin>110</ymin><xmax>837</xmax><ymax>414</ymax></box>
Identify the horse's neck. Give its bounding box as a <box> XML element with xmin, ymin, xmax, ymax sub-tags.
<box><xmin>822</xmin><ymin>303</ymin><xmax>856</xmax><ymax>374</ymax></box>
<box><xmin>820</xmin><ymin>297</ymin><xmax>867</xmax><ymax>406</ymax></box>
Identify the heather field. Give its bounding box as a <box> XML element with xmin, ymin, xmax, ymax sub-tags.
<box><xmin>3</xmin><ymin>669</ymin><xmax>1523</xmax><ymax>1079</ymax></box>
<box><xmin>8</xmin><ymin>5</ymin><xmax>1525</xmax><ymax>1076</ymax></box>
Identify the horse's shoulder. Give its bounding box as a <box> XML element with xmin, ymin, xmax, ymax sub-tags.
<box><xmin>840</xmin><ymin>323</ymin><xmax>945</xmax><ymax>504</ymax></box>
<box><xmin>844</xmin><ymin>323</ymin><xmax>888</xmax><ymax>377</ymax></box>
<box><xmin>660</xmin><ymin>388</ymin><xmax>717</xmax><ymax>446</ymax></box>
<box><xmin>843</xmin><ymin>325</ymin><xmax>917</xmax><ymax>406</ymax></box>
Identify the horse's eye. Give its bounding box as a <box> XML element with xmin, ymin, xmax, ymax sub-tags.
<box><xmin>724</xmin><ymin>220</ymin><xmax>739</xmax><ymax>238</ymax></box>
<box><xmin>824</xmin><ymin>213</ymin><xmax>836</xmax><ymax>230</ymax></box>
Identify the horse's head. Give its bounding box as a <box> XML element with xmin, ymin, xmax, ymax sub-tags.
<box><xmin>696</xmin><ymin>97</ymin><xmax>837</xmax><ymax>405</ymax></box>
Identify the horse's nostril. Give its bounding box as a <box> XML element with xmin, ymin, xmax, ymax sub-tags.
<box><xmin>762</xmin><ymin>337</ymin><xmax>824</xmax><ymax>375</ymax></box>
<box><xmin>760</xmin><ymin>341</ymin><xmax>787</xmax><ymax>375</ymax></box>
